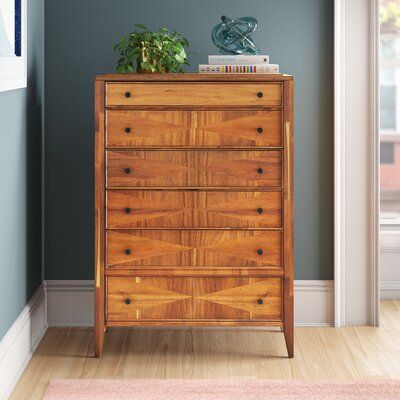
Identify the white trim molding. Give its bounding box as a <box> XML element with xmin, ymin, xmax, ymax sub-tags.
<box><xmin>46</xmin><ymin>280</ymin><xmax>334</xmax><ymax>328</ymax></box>
<box><xmin>370</xmin><ymin>0</ymin><xmax>380</xmax><ymax>328</ymax></box>
<box><xmin>380</xmin><ymin>246</ymin><xmax>400</xmax><ymax>253</ymax></box>
<box><xmin>294</xmin><ymin>281</ymin><xmax>334</xmax><ymax>327</ymax></box>
<box><xmin>380</xmin><ymin>229</ymin><xmax>400</xmax><ymax>299</ymax></box>
<box><xmin>380</xmin><ymin>281</ymin><xmax>400</xmax><ymax>299</ymax></box>
<box><xmin>46</xmin><ymin>280</ymin><xmax>94</xmax><ymax>327</ymax></box>
<box><xmin>334</xmin><ymin>0</ymin><xmax>380</xmax><ymax>326</ymax></box>
<box><xmin>334</xmin><ymin>0</ymin><xmax>346</xmax><ymax>328</ymax></box>
<box><xmin>380</xmin><ymin>230</ymin><xmax>400</xmax><ymax>252</ymax></box>
<box><xmin>0</xmin><ymin>283</ymin><xmax>47</xmax><ymax>400</ymax></box>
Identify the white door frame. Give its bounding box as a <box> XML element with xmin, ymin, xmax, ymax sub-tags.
<box><xmin>370</xmin><ymin>0</ymin><xmax>380</xmax><ymax>328</ymax></box>
<box><xmin>334</xmin><ymin>0</ymin><xmax>346</xmax><ymax>327</ymax></box>
<box><xmin>334</xmin><ymin>0</ymin><xmax>380</xmax><ymax>327</ymax></box>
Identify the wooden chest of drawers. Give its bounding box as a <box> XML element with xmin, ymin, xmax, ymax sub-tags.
<box><xmin>94</xmin><ymin>74</ymin><xmax>294</xmax><ymax>357</ymax></box>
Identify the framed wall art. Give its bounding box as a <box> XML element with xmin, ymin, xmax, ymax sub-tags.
<box><xmin>0</xmin><ymin>0</ymin><xmax>27</xmax><ymax>92</ymax></box>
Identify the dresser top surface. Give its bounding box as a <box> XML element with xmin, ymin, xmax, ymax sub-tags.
<box><xmin>95</xmin><ymin>73</ymin><xmax>293</xmax><ymax>82</ymax></box>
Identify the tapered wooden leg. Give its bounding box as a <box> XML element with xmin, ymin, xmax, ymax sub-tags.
<box><xmin>94</xmin><ymin>324</ymin><xmax>105</xmax><ymax>357</ymax></box>
<box><xmin>94</xmin><ymin>275</ymin><xmax>106</xmax><ymax>357</ymax></box>
<box><xmin>284</xmin><ymin>326</ymin><xmax>294</xmax><ymax>358</ymax></box>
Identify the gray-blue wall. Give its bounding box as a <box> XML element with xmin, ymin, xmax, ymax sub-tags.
<box><xmin>45</xmin><ymin>0</ymin><xmax>333</xmax><ymax>280</ymax></box>
<box><xmin>0</xmin><ymin>0</ymin><xmax>44</xmax><ymax>339</ymax></box>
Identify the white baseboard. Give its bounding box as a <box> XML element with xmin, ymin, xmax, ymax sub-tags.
<box><xmin>0</xmin><ymin>283</ymin><xmax>47</xmax><ymax>400</ymax></box>
<box><xmin>381</xmin><ymin>281</ymin><xmax>400</xmax><ymax>299</ymax></box>
<box><xmin>294</xmin><ymin>280</ymin><xmax>334</xmax><ymax>326</ymax></box>
<box><xmin>46</xmin><ymin>280</ymin><xmax>94</xmax><ymax>326</ymax></box>
<box><xmin>46</xmin><ymin>279</ymin><xmax>334</xmax><ymax>327</ymax></box>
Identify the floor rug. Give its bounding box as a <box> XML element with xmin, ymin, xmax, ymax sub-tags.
<box><xmin>43</xmin><ymin>379</ymin><xmax>400</xmax><ymax>399</ymax></box>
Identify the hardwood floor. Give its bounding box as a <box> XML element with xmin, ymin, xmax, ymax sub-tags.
<box><xmin>10</xmin><ymin>300</ymin><xmax>400</xmax><ymax>399</ymax></box>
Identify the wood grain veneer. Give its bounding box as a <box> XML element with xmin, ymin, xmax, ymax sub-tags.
<box><xmin>106</xmin><ymin>190</ymin><xmax>282</xmax><ymax>229</ymax></box>
<box><xmin>106</xmin><ymin>150</ymin><xmax>282</xmax><ymax>188</ymax></box>
<box><xmin>106</xmin><ymin>110</ymin><xmax>282</xmax><ymax>148</ymax></box>
<box><xmin>106</xmin><ymin>276</ymin><xmax>282</xmax><ymax>321</ymax></box>
<box><xmin>106</xmin><ymin>83</ymin><xmax>282</xmax><ymax>107</ymax></box>
<box><xmin>95</xmin><ymin>73</ymin><xmax>294</xmax><ymax>358</ymax></box>
<box><xmin>106</xmin><ymin>229</ymin><xmax>282</xmax><ymax>268</ymax></box>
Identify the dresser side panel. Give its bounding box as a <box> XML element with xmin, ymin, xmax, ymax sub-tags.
<box><xmin>283</xmin><ymin>79</ymin><xmax>294</xmax><ymax>357</ymax></box>
<box><xmin>94</xmin><ymin>80</ymin><xmax>106</xmax><ymax>356</ymax></box>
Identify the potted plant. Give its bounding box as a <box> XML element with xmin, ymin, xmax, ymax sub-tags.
<box><xmin>114</xmin><ymin>24</ymin><xmax>189</xmax><ymax>73</ymax></box>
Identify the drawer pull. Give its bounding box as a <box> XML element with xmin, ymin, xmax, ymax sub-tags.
<box><xmin>125</xmin><ymin>207</ymin><xmax>131</xmax><ymax>214</ymax></box>
<box><xmin>257</xmin><ymin>249</ymin><xmax>263</xmax><ymax>256</ymax></box>
<box><xmin>257</xmin><ymin>92</ymin><xmax>263</xmax><ymax>98</ymax></box>
<box><xmin>257</xmin><ymin>298</ymin><xmax>264</xmax><ymax>305</ymax></box>
<box><xmin>124</xmin><ymin>168</ymin><xmax>131</xmax><ymax>174</ymax></box>
<box><xmin>257</xmin><ymin>168</ymin><xmax>264</xmax><ymax>174</ymax></box>
<box><xmin>257</xmin><ymin>127</ymin><xmax>263</xmax><ymax>134</ymax></box>
<box><xmin>125</xmin><ymin>249</ymin><xmax>131</xmax><ymax>255</ymax></box>
<box><xmin>125</xmin><ymin>92</ymin><xmax>131</xmax><ymax>98</ymax></box>
<box><xmin>125</xmin><ymin>127</ymin><xmax>131</xmax><ymax>133</ymax></box>
<box><xmin>257</xmin><ymin>208</ymin><xmax>264</xmax><ymax>214</ymax></box>
<box><xmin>125</xmin><ymin>298</ymin><xmax>131</xmax><ymax>305</ymax></box>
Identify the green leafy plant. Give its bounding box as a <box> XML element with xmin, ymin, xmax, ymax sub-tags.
<box><xmin>114</xmin><ymin>24</ymin><xmax>189</xmax><ymax>73</ymax></box>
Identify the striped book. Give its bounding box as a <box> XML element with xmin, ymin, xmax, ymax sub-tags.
<box><xmin>199</xmin><ymin>64</ymin><xmax>279</xmax><ymax>74</ymax></box>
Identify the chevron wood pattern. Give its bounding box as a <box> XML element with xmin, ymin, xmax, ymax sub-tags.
<box><xmin>106</xmin><ymin>230</ymin><xmax>282</xmax><ymax>268</ymax></box>
<box><xmin>106</xmin><ymin>110</ymin><xmax>282</xmax><ymax>148</ymax></box>
<box><xmin>95</xmin><ymin>75</ymin><xmax>294</xmax><ymax>358</ymax></box>
<box><xmin>106</xmin><ymin>276</ymin><xmax>282</xmax><ymax>321</ymax></box>
<box><xmin>106</xmin><ymin>191</ymin><xmax>282</xmax><ymax>229</ymax></box>
<box><xmin>106</xmin><ymin>150</ymin><xmax>282</xmax><ymax>188</ymax></box>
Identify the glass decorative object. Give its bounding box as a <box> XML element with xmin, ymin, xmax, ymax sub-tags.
<box><xmin>211</xmin><ymin>15</ymin><xmax>261</xmax><ymax>55</ymax></box>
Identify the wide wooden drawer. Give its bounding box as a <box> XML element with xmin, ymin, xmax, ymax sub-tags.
<box><xmin>106</xmin><ymin>276</ymin><xmax>282</xmax><ymax>321</ymax></box>
<box><xmin>106</xmin><ymin>110</ymin><xmax>282</xmax><ymax>148</ymax></box>
<box><xmin>106</xmin><ymin>83</ymin><xmax>282</xmax><ymax>107</ymax></box>
<box><xmin>106</xmin><ymin>230</ymin><xmax>282</xmax><ymax>268</ymax></box>
<box><xmin>107</xmin><ymin>190</ymin><xmax>282</xmax><ymax>229</ymax></box>
<box><xmin>106</xmin><ymin>150</ymin><xmax>282</xmax><ymax>188</ymax></box>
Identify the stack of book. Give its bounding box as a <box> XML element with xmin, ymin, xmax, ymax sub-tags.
<box><xmin>199</xmin><ymin>54</ymin><xmax>279</xmax><ymax>74</ymax></box>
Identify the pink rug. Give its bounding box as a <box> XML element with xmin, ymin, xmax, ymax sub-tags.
<box><xmin>43</xmin><ymin>379</ymin><xmax>400</xmax><ymax>400</ymax></box>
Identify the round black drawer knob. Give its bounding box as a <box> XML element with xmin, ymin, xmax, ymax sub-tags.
<box><xmin>125</xmin><ymin>249</ymin><xmax>131</xmax><ymax>255</ymax></box>
<box><xmin>125</xmin><ymin>298</ymin><xmax>131</xmax><ymax>305</ymax></box>
<box><xmin>257</xmin><ymin>298</ymin><xmax>263</xmax><ymax>305</ymax></box>
<box><xmin>125</xmin><ymin>207</ymin><xmax>131</xmax><ymax>214</ymax></box>
<box><xmin>125</xmin><ymin>127</ymin><xmax>131</xmax><ymax>133</ymax></box>
<box><xmin>125</xmin><ymin>168</ymin><xmax>131</xmax><ymax>174</ymax></box>
<box><xmin>257</xmin><ymin>249</ymin><xmax>263</xmax><ymax>256</ymax></box>
<box><xmin>125</xmin><ymin>92</ymin><xmax>131</xmax><ymax>98</ymax></box>
<box><xmin>257</xmin><ymin>168</ymin><xmax>264</xmax><ymax>174</ymax></box>
<box><xmin>257</xmin><ymin>208</ymin><xmax>263</xmax><ymax>214</ymax></box>
<box><xmin>257</xmin><ymin>127</ymin><xmax>263</xmax><ymax>133</ymax></box>
<box><xmin>257</xmin><ymin>92</ymin><xmax>263</xmax><ymax>98</ymax></box>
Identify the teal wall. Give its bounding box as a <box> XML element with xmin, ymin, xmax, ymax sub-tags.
<box><xmin>0</xmin><ymin>0</ymin><xmax>44</xmax><ymax>340</ymax></box>
<box><xmin>44</xmin><ymin>0</ymin><xmax>333</xmax><ymax>280</ymax></box>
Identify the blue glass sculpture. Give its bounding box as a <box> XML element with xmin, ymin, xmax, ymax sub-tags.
<box><xmin>211</xmin><ymin>15</ymin><xmax>261</xmax><ymax>55</ymax></box>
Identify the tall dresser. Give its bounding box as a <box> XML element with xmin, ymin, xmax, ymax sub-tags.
<box><xmin>94</xmin><ymin>74</ymin><xmax>294</xmax><ymax>357</ymax></box>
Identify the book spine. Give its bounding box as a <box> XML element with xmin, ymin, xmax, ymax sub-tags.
<box><xmin>208</xmin><ymin>55</ymin><xmax>270</xmax><ymax>65</ymax></box>
<box><xmin>199</xmin><ymin>64</ymin><xmax>279</xmax><ymax>74</ymax></box>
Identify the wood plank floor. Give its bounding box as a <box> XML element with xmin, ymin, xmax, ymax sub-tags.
<box><xmin>10</xmin><ymin>300</ymin><xmax>400</xmax><ymax>399</ymax></box>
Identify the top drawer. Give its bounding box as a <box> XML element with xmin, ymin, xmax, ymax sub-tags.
<box><xmin>106</xmin><ymin>83</ymin><xmax>282</xmax><ymax>107</ymax></box>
